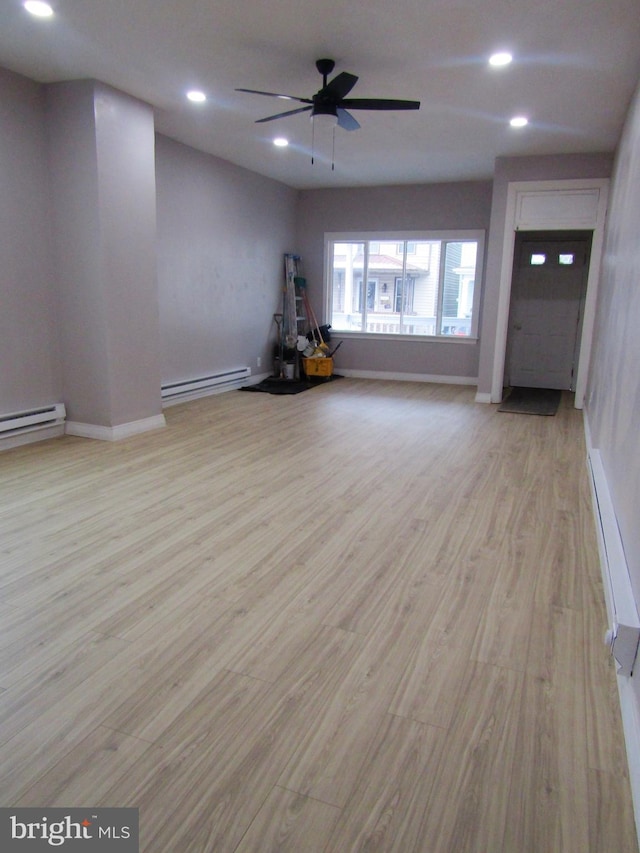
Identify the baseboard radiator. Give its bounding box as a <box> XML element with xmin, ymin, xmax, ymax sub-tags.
<box><xmin>161</xmin><ymin>367</ymin><xmax>251</xmax><ymax>406</ymax></box>
<box><xmin>0</xmin><ymin>403</ymin><xmax>66</xmax><ymax>449</ymax></box>
<box><xmin>588</xmin><ymin>449</ymin><xmax>640</xmax><ymax>677</ymax></box>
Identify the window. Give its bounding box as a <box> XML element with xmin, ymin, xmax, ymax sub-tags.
<box><xmin>353</xmin><ymin>278</ymin><xmax>378</xmax><ymax>311</ymax></box>
<box><xmin>326</xmin><ymin>232</ymin><xmax>483</xmax><ymax>339</ymax></box>
<box><xmin>394</xmin><ymin>276</ymin><xmax>415</xmax><ymax>313</ymax></box>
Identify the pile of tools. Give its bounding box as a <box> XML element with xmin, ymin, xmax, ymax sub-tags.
<box><xmin>295</xmin><ymin>277</ymin><xmax>341</xmax><ymax>377</ymax></box>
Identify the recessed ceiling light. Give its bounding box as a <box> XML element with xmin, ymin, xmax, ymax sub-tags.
<box><xmin>510</xmin><ymin>115</ymin><xmax>528</xmax><ymax>128</ymax></box>
<box><xmin>489</xmin><ymin>52</ymin><xmax>513</xmax><ymax>67</ymax></box>
<box><xmin>23</xmin><ymin>1</ymin><xmax>54</xmax><ymax>17</ymax></box>
<box><xmin>273</xmin><ymin>137</ymin><xmax>289</xmax><ymax>147</ymax></box>
<box><xmin>186</xmin><ymin>90</ymin><xmax>207</xmax><ymax>103</ymax></box>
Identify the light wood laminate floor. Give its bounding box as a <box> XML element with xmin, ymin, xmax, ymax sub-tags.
<box><xmin>0</xmin><ymin>379</ymin><xmax>636</xmax><ymax>852</ymax></box>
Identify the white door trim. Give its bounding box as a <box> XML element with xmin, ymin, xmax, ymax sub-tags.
<box><xmin>491</xmin><ymin>178</ymin><xmax>609</xmax><ymax>407</ymax></box>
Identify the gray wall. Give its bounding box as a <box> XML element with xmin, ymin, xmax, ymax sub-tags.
<box><xmin>155</xmin><ymin>136</ymin><xmax>298</xmax><ymax>382</ymax></box>
<box><xmin>0</xmin><ymin>67</ymin><xmax>297</xmax><ymax>426</ymax></box>
<box><xmin>0</xmin><ymin>67</ymin><xmax>60</xmax><ymax>413</ymax></box>
<box><xmin>587</xmin><ymin>79</ymin><xmax>640</xmax><ymax>618</ymax></box>
<box><xmin>295</xmin><ymin>181</ymin><xmax>493</xmax><ymax>379</ymax></box>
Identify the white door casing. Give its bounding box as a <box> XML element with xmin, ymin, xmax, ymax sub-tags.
<box><xmin>489</xmin><ymin>179</ymin><xmax>609</xmax><ymax>407</ymax></box>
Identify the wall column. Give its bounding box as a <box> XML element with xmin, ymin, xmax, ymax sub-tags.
<box><xmin>47</xmin><ymin>80</ymin><xmax>164</xmax><ymax>438</ymax></box>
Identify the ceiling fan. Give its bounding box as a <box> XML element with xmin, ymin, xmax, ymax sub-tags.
<box><xmin>236</xmin><ymin>58</ymin><xmax>420</xmax><ymax>131</ymax></box>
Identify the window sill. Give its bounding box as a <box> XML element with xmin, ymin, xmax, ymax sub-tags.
<box><xmin>329</xmin><ymin>332</ymin><xmax>479</xmax><ymax>344</ymax></box>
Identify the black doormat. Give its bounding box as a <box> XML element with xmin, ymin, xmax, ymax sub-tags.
<box><xmin>498</xmin><ymin>386</ymin><xmax>561</xmax><ymax>416</ymax></box>
<box><xmin>240</xmin><ymin>375</ymin><xmax>343</xmax><ymax>396</ymax></box>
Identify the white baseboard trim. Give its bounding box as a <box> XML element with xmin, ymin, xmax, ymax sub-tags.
<box><xmin>338</xmin><ymin>369</ymin><xmax>477</xmax><ymax>386</ymax></box>
<box><xmin>66</xmin><ymin>414</ymin><xmax>166</xmax><ymax>441</ymax></box>
<box><xmin>475</xmin><ymin>391</ymin><xmax>493</xmax><ymax>404</ymax></box>
<box><xmin>617</xmin><ymin>675</ymin><xmax>640</xmax><ymax>846</ymax></box>
<box><xmin>248</xmin><ymin>371</ymin><xmax>271</xmax><ymax>385</ymax></box>
<box><xmin>583</xmin><ymin>410</ymin><xmax>593</xmax><ymax>452</ymax></box>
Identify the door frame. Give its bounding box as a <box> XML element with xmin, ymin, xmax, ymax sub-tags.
<box><xmin>490</xmin><ymin>179</ymin><xmax>609</xmax><ymax>408</ymax></box>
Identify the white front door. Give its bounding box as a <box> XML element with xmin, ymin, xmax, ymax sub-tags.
<box><xmin>506</xmin><ymin>233</ymin><xmax>591</xmax><ymax>390</ymax></box>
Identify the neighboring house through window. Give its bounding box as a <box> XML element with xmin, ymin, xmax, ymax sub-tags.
<box><xmin>325</xmin><ymin>232</ymin><xmax>484</xmax><ymax>339</ymax></box>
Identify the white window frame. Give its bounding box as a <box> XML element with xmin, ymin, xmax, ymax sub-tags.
<box><xmin>324</xmin><ymin>230</ymin><xmax>485</xmax><ymax>341</ymax></box>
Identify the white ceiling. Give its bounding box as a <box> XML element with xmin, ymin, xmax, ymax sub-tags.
<box><xmin>2</xmin><ymin>0</ymin><xmax>639</xmax><ymax>189</ymax></box>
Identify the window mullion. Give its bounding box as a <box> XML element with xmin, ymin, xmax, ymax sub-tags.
<box><xmin>400</xmin><ymin>241</ymin><xmax>407</xmax><ymax>332</ymax></box>
<box><xmin>362</xmin><ymin>242</ymin><xmax>370</xmax><ymax>332</ymax></box>
<box><xmin>436</xmin><ymin>241</ymin><xmax>447</xmax><ymax>335</ymax></box>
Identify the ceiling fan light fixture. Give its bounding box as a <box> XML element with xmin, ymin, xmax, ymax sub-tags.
<box><xmin>187</xmin><ymin>90</ymin><xmax>207</xmax><ymax>103</ymax></box>
<box><xmin>311</xmin><ymin>104</ymin><xmax>338</xmax><ymax>128</ymax></box>
<box><xmin>273</xmin><ymin>137</ymin><xmax>289</xmax><ymax>147</ymax></box>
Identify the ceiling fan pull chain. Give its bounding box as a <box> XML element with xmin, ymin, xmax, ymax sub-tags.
<box><xmin>332</xmin><ymin>126</ymin><xmax>336</xmax><ymax>171</ymax></box>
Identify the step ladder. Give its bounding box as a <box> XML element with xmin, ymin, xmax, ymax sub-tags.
<box><xmin>279</xmin><ymin>254</ymin><xmax>309</xmax><ymax>378</ymax></box>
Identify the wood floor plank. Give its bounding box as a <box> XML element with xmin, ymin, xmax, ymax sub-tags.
<box><xmin>505</xmin><ymin>605</ymin><xmax>589</xmax><ymax>853</ymax></box>
<box><xmin>588</xmin><ymin>767</ymin><xmax>639</xmax><ymax>852</ymax></box>
<box><xmin>100</xmin><ymin>669</ymin><xmax>280</xmax><ymax>853</ymax></box>
<box><xmin>577</xmin><ymin>461</ymin><xmax>632</xmax><ymax>776</ymax></box>
<box><xmin>471</xmin><ymin>533</ymin><xmax>539</xmax><ymax>672</ymax></box>
<box><xmin>15</xmin><ymin>726</ymin><xmax>152</xmax><ymax>808</ymax></box>
<box><xmin>412</xmin><ymin>659</ymin><xmax>524</xmax><ymax>852</ymax></box>
<box><xmin>0</xmin><ymin>647</ymin><xmax>144</xmax><ymax>803</ymax></box>
<box><xmin>276</xmin><ymin>560</ymin><xmax>450</xmax><ymax>808</ymax></box>
<box><xmin>102</xmin><ymin>627</ymin><xmax>361</xmax><ymax>852</ymax></box>
<box><xmin>582</xmin><ymin>567</ymin><xmax>631</xmax><ymax>774</ymax></box>
<box><xmin>234</xmin><ymin>786</ymin><xmax>341</xmax><ymax>853</ymax></box>
<box><xmin>325</xmin><ymin>713</ymin><xmax>445</xmax><ymax>852</ymax></box>
<box><xmin>0</xmin><ymin>380</ymin><xmax>636</xmax><ymax>852</ymax></box>
<box><xmin>389</xmin><ymin>555</ymin><xmax>493</xmax><ymax>729</ymax></box>
<box><xmin>533</xmin><ymin>507</ymin><xmax>584</xmax><ymax>611</ymax></box>
<box><xmin>0</xmin><ymin>633</ymin><xmax>132</xmax><ymax>745</ymax></box>
<box><xmin>102</xmin><ymin>615</ymin><xmax>237</xmax><ymax>743</ymax></box>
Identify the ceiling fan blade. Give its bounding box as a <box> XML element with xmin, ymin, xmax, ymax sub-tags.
<box><xmin>255</xmin><ymin>105</ymin><xmax>313</xmax><ymax>123</ymax></box>
<box><xmin>336</xmin><ymin>108</ymin><xmax>360</xmax><ymax>131</ymax></box>
<box><xmin>236</xmin><ymin>88</ymin><xmax>312</xmax><ymax>104</ymax></box>
<box><xmin>340</xmin><ymin>98</ymin><xmax>421</xmax><ymax>111</ymax></box>
<box><xmin>321</xmin><ymin>71</ymin><xmax>358</xmax><ymax>100</ymax></box>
